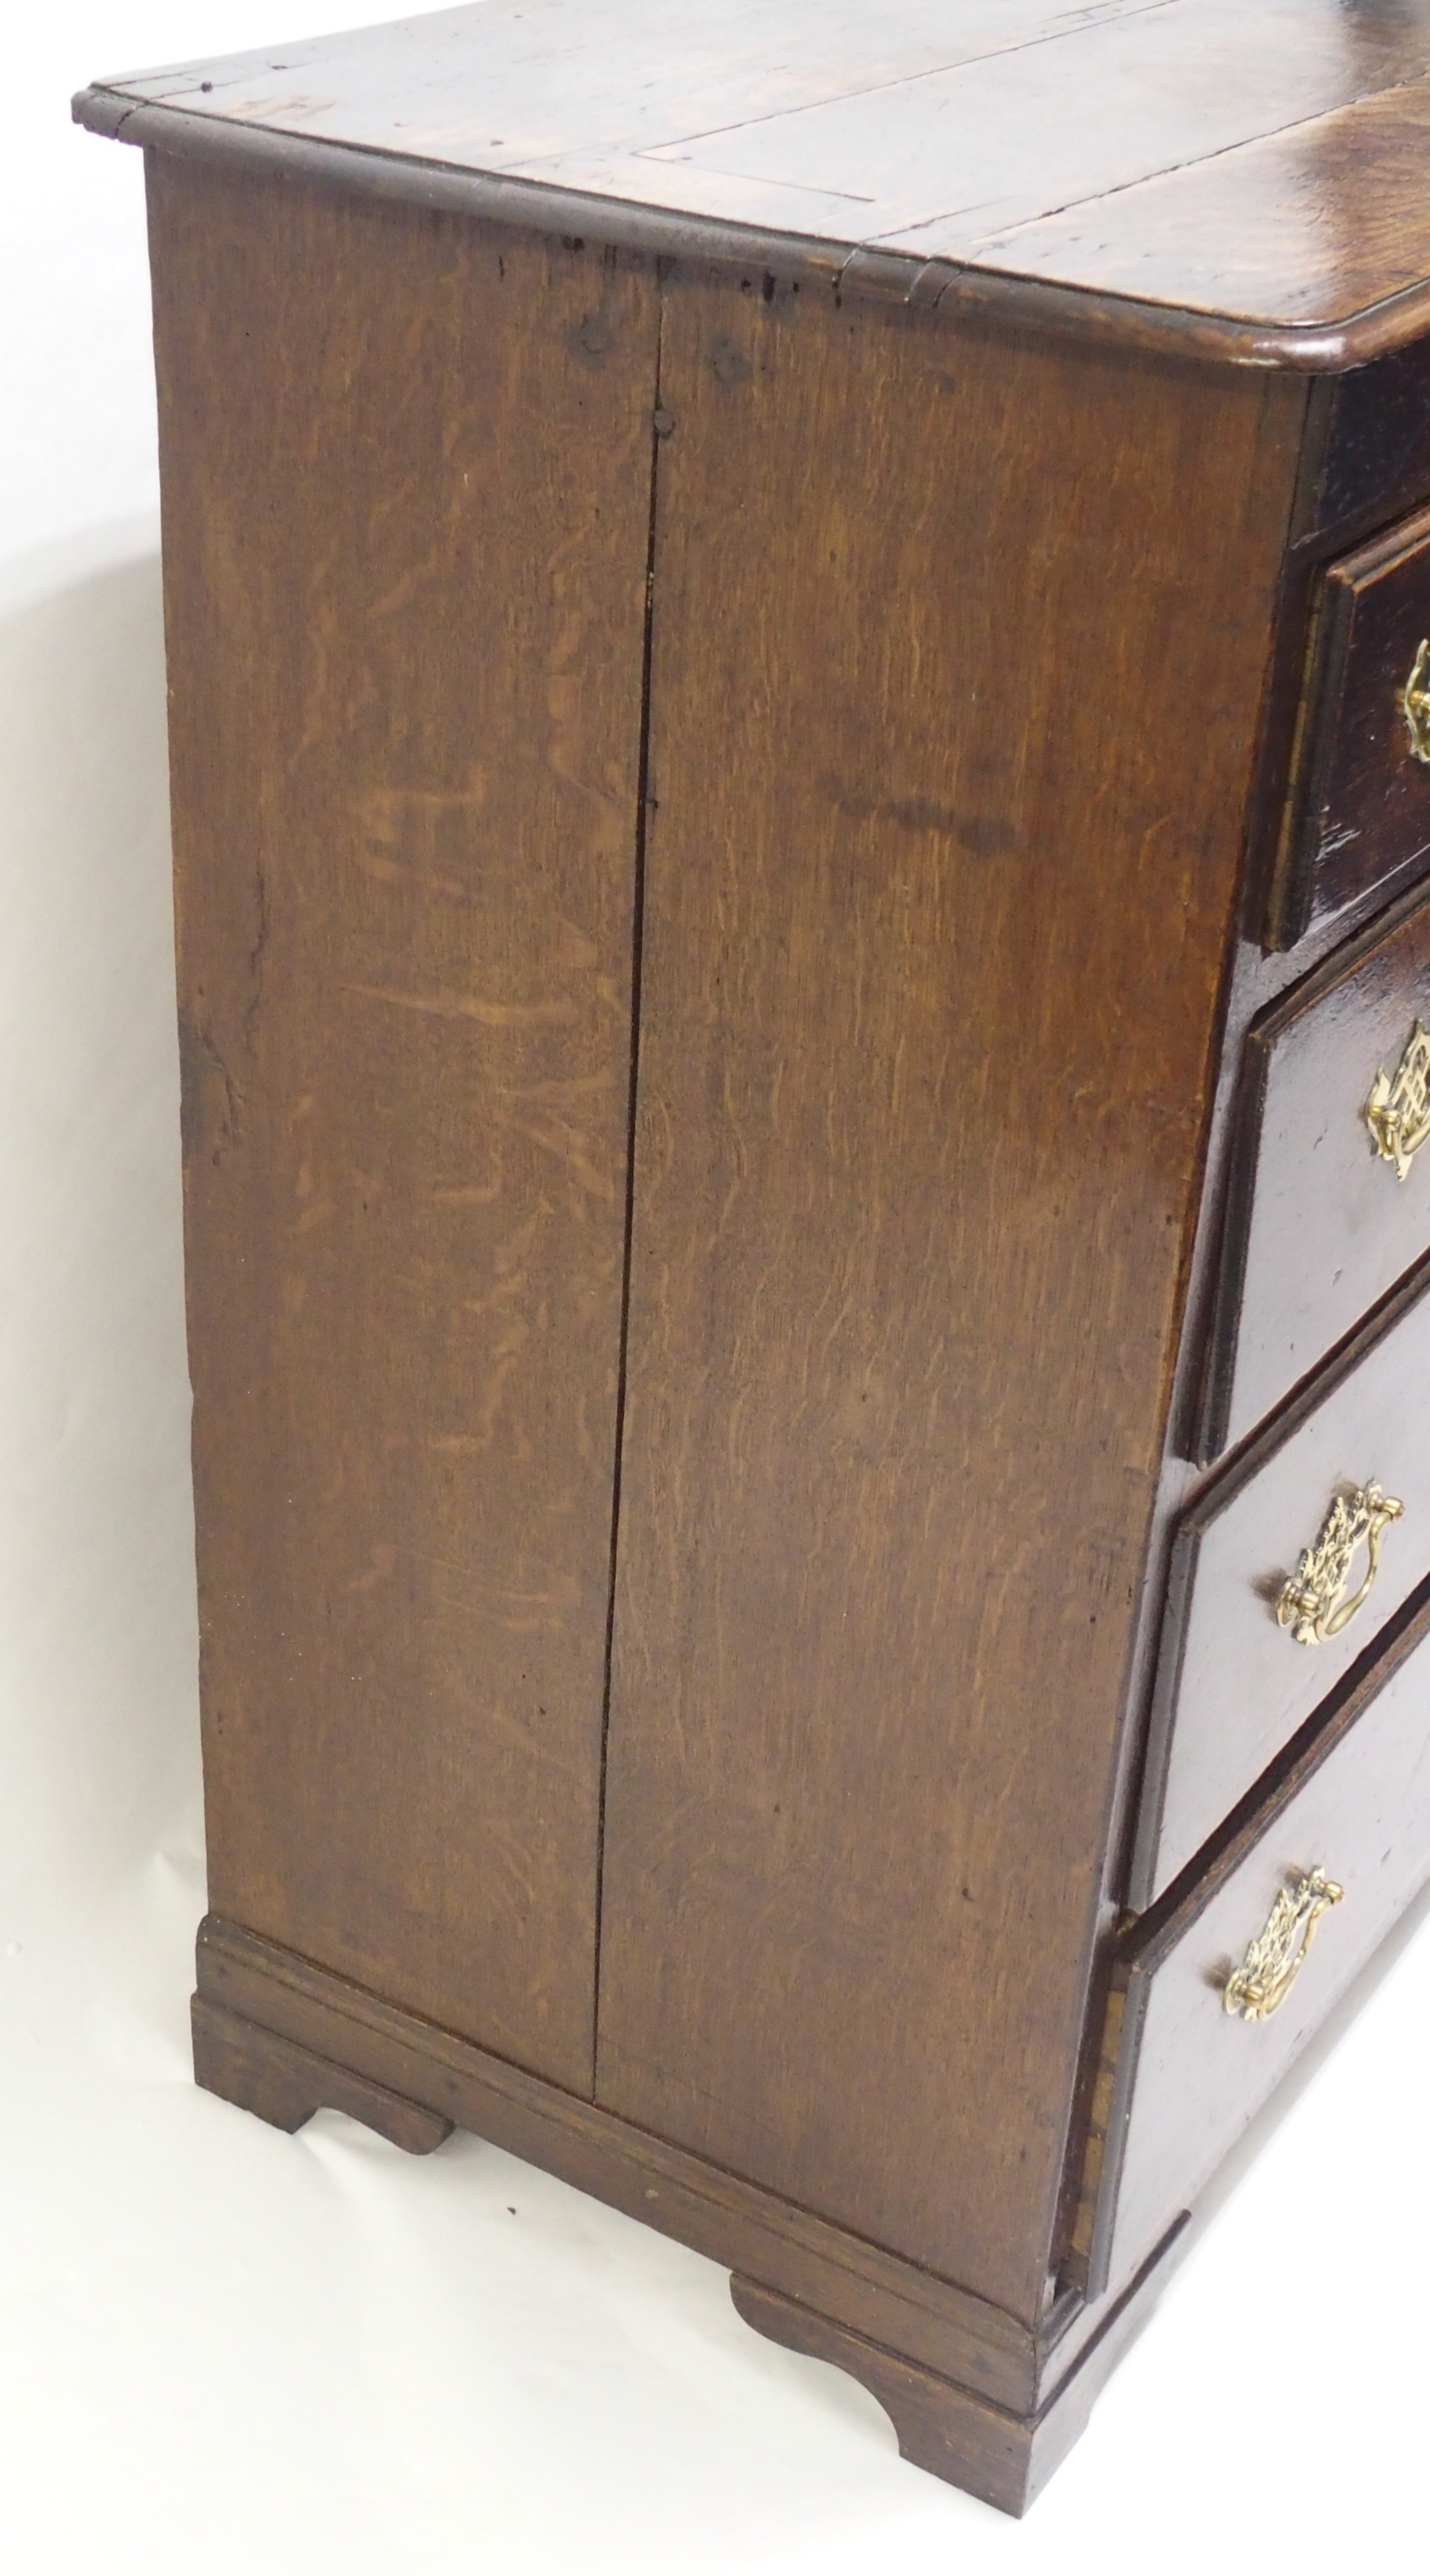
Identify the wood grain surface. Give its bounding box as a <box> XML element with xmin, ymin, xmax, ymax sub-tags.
<box><xmin>149</xmin><ymin>157</ymin><xmax>657</xmax><ymax>2090</ymax></box>
<box><xmin>1203</xmin><ymin>879</ymin><xmax>1430</xmax><ymax>1460</ymax></box>
<box><xmin>957</xmin><ymin>44</ymin><xmax>1430</xmax><ymax>332</ymax></box>
<box><xmin>595</xmin><ymin>268</ymin><xmax>1303</xmax><ymax>2322</ymax></box>
<box><xmin>1144</xmin><ymin>1259</ymin><xmax>1430</xmax><ymax>1898</ymax></box>
<box><xmin>78</xmin><ymin>0</ymin><xmax>1430</xmax><ymax>350</ymax></box>
<box><xmin>1098</xmin><ymin>1588</ymin><xmax>1430</xmax><ymax>2296</ymax></box>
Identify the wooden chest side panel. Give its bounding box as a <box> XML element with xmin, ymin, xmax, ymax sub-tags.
<box><xmin>596</xmin><ymin>279</ymin><xmax>1303</xmax><ymax>2318</ymax></box>
<box><xmin>148</xmin><ymin>157</ymin><xmax>657</xmax><ymax>2090</ymax></box>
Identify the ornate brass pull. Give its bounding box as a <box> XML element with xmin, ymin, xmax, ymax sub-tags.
<box><xmin>1399</xmin><ymin>637</ymin><xmax>1430</xmax><ymax>763</ymax></box>
<box><xmin>1275</xmin><ymin>1481</ymin><xmax>1403</xmax><ymax>1645</ymax></box>
<box><xmin>1223</xmin><ymin>1868</ymin><xmax>1343</xmax><ymax>2021</ymax></box>
<box><xmin>1366</xmin><ymin>1021</ymin><xmax>1430</xmax><ymax>1179</ymax></box>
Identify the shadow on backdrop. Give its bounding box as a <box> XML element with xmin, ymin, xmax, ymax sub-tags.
<box><xmin>0</xmin><ymin>533</ymin><xmax>200</xmax><ymax>1930</ymax></box>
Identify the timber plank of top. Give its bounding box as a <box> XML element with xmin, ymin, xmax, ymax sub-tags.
<box><xmin>71</xmin><ymin>0</ymin><xmax>1430</xmax><ymax>365</ymax></box>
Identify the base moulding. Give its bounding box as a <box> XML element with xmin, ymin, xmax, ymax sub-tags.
<box><xmin>192</xmin><ymin>1914</ymin><xmax>1188</xmax><ymax>2516</ymax></box>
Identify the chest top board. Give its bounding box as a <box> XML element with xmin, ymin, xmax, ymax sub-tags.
<box><xmin>82</xmin><ymin>0</ymin><xmax>1430</xmax><ymax>359</ymax></box>
<box><xmin>76</xmin><ymin>0</ymin><xmax>1430</xmax><ymax>2524</ymax></box>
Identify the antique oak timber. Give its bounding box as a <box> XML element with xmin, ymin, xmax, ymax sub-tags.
<box><xmin>76</xmin><ymin>2</ymin><xmax>1430</xmax><ymax>2515</ymax></box>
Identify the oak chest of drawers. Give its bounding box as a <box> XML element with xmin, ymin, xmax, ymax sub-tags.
<box><xmin>78</xmin><ymin>3</ymin><xmax>1430</xmax><ymax>2514</ymax></box>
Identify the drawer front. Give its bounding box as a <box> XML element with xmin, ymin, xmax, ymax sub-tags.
<box><xmin>1139</xmin><ymin>1260</ymin><xmax>1430</xmax><ymax>1901</ymax></box>
<box><xmin>1282</xmin><ymin>503</ymin><xmax>1430</xmax><ymax>943</ymax></box>
<box><xmin>1200</xmin><ymin>879</ymin><xmax>1430</xmax><ymax>1461</ymax></box>
<box><xmin>1301</xmin><ymin>340</ymin><xmax>1430</xmax><ymax>553</ymax></box>
<box><xmin>1086</xmin><ymin>1595</ymin><xmax>1430</xmax><ymax>2301</ymax></box>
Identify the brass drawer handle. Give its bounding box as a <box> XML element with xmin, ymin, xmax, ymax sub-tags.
<box><xmin>1399</xmin><ymin>637</ymin><xmax>1430</xmax><ymax>763</ymax></box>
<box><xmin>1275</xmin><ymin>1481</ymin><xmax>1403</xmax><ymax>1645</ymax></box>
<box><xmin>1366</xmin><ymin>1020</ymin><xmax>1430</xmax><ymax>1179</ymax></box>
<box><xmin>1223</xmin><ymin>1868</ymin><xmax>1343</xmax><ymax>2022</ymax></box>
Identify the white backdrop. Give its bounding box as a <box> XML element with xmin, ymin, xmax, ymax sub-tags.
<box><xmin>3</xmin><ymin>10</ymin><xmax>1427</xmax><ymax>2568</ymax></box>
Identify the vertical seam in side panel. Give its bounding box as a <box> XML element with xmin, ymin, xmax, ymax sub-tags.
<box><xmin>591</xmin><ymin>277</ymin><xmax>666</xmax><ymax>2095</ymax></box>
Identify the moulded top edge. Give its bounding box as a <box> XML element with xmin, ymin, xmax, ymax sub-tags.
<box><xmin>71</xmin><ymin>6</ymin><xmax>1430</xmax><ymax>380</ymax></box>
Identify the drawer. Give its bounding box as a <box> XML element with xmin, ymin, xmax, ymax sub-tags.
<box><xmin>1199</xmin><ymin>878</ymin><xmax>1430</xmax><ymax>1461</ymax></box>
<box><xmin>1280</xmin><ymin>502</ymin><xmax>1430</xmax><ymax>945</ymax></box>
<box><xmin>1081</xmin><ymin>1590</ymin><xmax>1430</xmax><ymax>2302</ymax></box>
<box><xmin>1138</xmin><ymin>1258</ymin><xmax>1430</xmax><ymax>1903</ymax></box>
